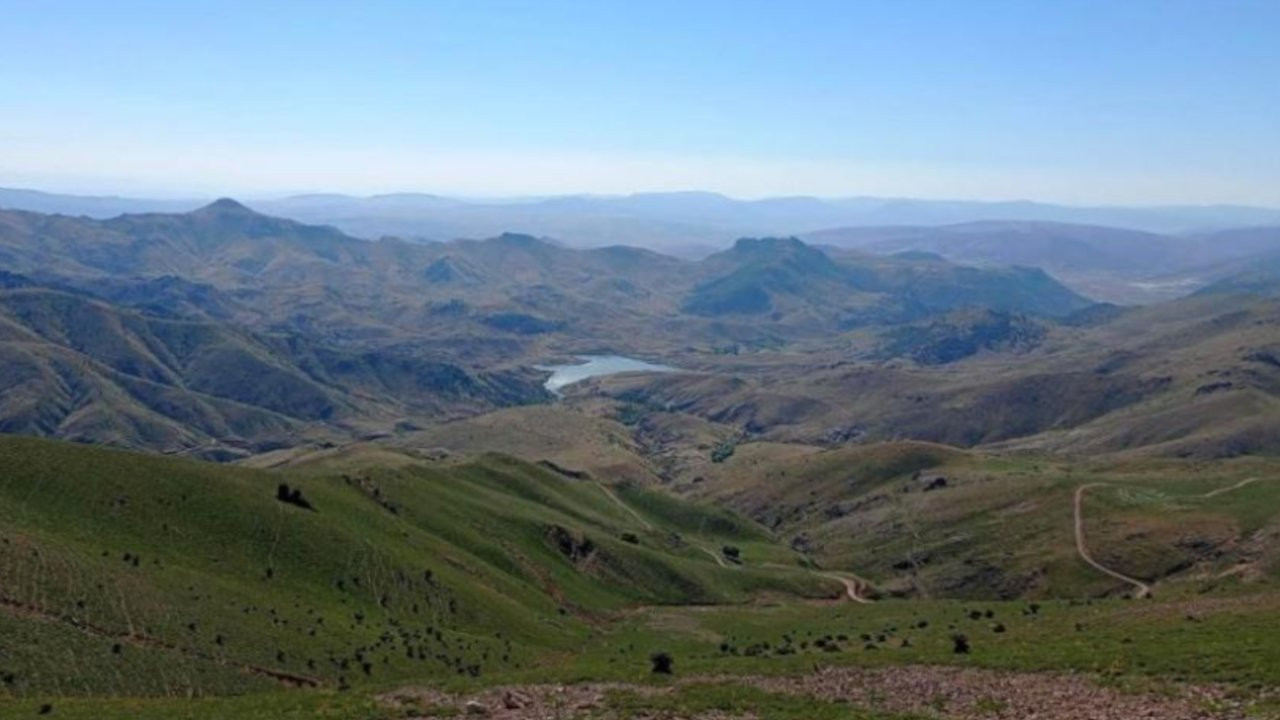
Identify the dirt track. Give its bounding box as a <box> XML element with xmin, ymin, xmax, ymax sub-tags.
<box><xmin>592</xmin><ymin>479</ymin><xmax>654</xmax><ymax>530</ymax></box>
<box><xmin>820</xmin><ymin>571</ymin><xmax>872</xmax><ymax>604</ymax></box>
<box><xmin>593</xmin><ymin>476</ymin><xmax>873</xmax><ymax>602</ymax></box>
<box><xmin>1073</xmin><ymin>483</ymin><xmax>1152</xmax><ymax>598</ymax></box>
<box><xmin>1203</xmin><ymin>476</ymin><xmax>1263</xmax><ymax>498</ymax></box>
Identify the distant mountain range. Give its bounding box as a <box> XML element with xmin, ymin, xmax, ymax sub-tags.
<box><xmin>1</xmin><ymin>195</ymin><xmax>1279</xmax><ymax>459</ymax></box>
<box><xmin>5</xmin><ymin>186</ymin><xmax>1280</xmax><ymax>254</ymax></box>
<box><xmin>684</xmin><ymin>236</ymin><xmax>1090</xmax><ymax>321</ymax></box>
<box><xmin>0</xmin><ymin>198</ymin><xmax>1123</xmax><ymax>455</ymax></box>
<box><xmin>809</xmin><ymin>221</ymin><xmax>1280</xmax><ymax>303</ymax></box>
<box><xmin>0</xmin><ymin>270</ymin><xmax>546</xmax><ymax>460</ymax></box>
<box><xmin>6</xmin><ymin>185</ymin><xmax>1278</xmax><ymax>304</ymax></box>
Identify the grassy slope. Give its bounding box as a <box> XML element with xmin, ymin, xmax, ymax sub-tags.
<box><xmin>687</xmin><ymin>441</ymin><xmax>1280</xmax><ymax>600</ymax></box>
<box><xmin>10</xmin><ymin>591</ymin><xmax>1280</xmax><ymax>719</ymax></box>
<box><xmin>1</xmin><ymin>436</ymin><xmax>1278</xmax><ymax>718</ymax></box>
<box><xmin>0</xmin><ymin>436</ymin><xmax>832</xmax><ymax>701</ymax></box>
<box><xmin>584</xmin><ymin>292</ymin><xmax>1280</xmax><ymax>460</ymax></box>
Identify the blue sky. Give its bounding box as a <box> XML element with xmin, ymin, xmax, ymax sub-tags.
<box><xmin>1</xmin><ymin>0</ymin><xmax>1277</xmax><ymax>203</ymax></box>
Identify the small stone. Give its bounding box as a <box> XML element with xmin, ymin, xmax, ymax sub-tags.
<box><xmin>464</xmin><ymin>699</ymin><xmax>488</xmax><ymax>715</ymax></box>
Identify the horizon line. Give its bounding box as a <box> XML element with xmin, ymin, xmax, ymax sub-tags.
<box><xmin>4</xmin><ymin>184</ymin><xmax>1278</xmax><ymax>213</ymax></box>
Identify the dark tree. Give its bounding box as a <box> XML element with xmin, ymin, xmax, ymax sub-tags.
<box><xmin>649</xmin><ymin>651</ymin><xmax>674</xmax><ymax>674</ymax></box>
<box><xmin>276</xmin><ymin>483</ymin><xmax>315</xmax><ymax>511</ymax></box>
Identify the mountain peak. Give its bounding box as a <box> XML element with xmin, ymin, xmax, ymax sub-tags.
<box><xmin>725</xmin><ymin>237</ymin><xmax>834</xmax><ymax>267</ymax></box>
<box><xmin>492</xmin><ymin>232</ymin><xmax>559</xmax><ymax>249</ymax></box>
<box><xmin>199</xmin><ymin>198</ymin><xmax>253</xmax><ymax>214</ymax></box>
<box><xmin>731</xmin><ymin>236</ymin><xmax>808</xmax><ymax>252</ymax></box>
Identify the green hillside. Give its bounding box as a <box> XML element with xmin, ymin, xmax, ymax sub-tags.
<box><xmin>687</xmin><ymin>441</ymin><xmax>1280</xmax><ymax>600</ymax></box>
<box><xmin>0</xmin><ymin>436</ymin><xmax>830</xmax><ymax>700</ymax></box>
<box><xmin>5</xmin><ymin>435</ymin><xmax>1279</xmax><ymax>718</ymax></box>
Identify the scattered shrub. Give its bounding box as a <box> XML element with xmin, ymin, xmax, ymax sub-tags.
<box><xmin>710</xmin><ymin>440</ymin><xmax>736</xmax><ymax>463</ymax></box>
<box><xmin>276</xmin><ymin>483</ymin><xmax>315</xmax><ymax>511</ymax></box>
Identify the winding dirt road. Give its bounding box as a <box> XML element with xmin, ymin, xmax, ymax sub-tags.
<box><xmin>591</xmin><ymin>476</ymin><xmax>872</xmax><ymax>602</ymax></box>
<box><xmin>1073</xmin><ymin>483</ymin><xmax>1152</xmax><ymax>598</ymax></box>
<box><xmin>1203</xmin><ymin>476</ymin><xmax>1263</xmax><ymax>498</ymax></box>
<box><xmin>591</xmin><ymin>478</ymin><xmax>736</xmax><ymax>571</ymax></box>
<box><xmin>591</xmin><ymin>479</ymin><xmax>654</xmax><ymax>530</ymax></box>
<box><xmin>698</xmin><ymin>545</ymin><xmax>731</xmax><ymax>568</ymax></box>
<box><xmin>820</xmin><ymin>572</ymin><xmax>873</xmax><ymax>604</ymax></box>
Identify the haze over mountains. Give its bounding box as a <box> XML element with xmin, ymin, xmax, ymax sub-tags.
<box><xmin>3</xmin><ymin>114</ymin><xmax>1280</xmax><ymax>720</ymax></box>
<box><xmin>812</xmin><ymin>221</ymin><xmax>1280</xmax><ymax>304</ymax></box>
<box><xmin>5</xmin><ymin>204</ymin><xmax>1278</xmax><ymax>720</ymax></box>
<box><xmin>0</xmin><ymin>197</ymin><xmax>1102</xmax><ymax>456</ymax></box>
<box><xmin>250</xmin><ymin>191</ymin><xmax>1280</xmax><ymax>250</ymax></box>
<box><xmin>6</xmin><ymin>185</ymin><xmax>1280</xmax><ymax>246</ymax></box>
<box><xmin>6</xmin><ymin>193</ymin><xmax>1276</xmax><ymax>704</ymax></box>
<box><xmin>7</xmin><ymin>186</ymin><xmax>1278</xmax><ymax>305</ymax></box>
<box><xmin>1</xmin><ymin>192</ymin><xmax>1278</xmax><ymax>465</ymax></box>
<box><xmin>7</xmin><ymin>0</ymin><xmax>1280</xmax><ymax>714</ymax></box>
<box><xmin>1</xmin><ymin>190</ymin><xmax>1278</xmax><ymax>663</ymax></box>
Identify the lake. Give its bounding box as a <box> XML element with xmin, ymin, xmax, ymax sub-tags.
<box><xmin>537</xmin><ymin>355</ymin><xmax>676</xmax><ymax>395</ymax></box>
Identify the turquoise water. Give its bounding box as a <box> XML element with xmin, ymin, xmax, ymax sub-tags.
<box><xmin>537</xmin><ymin>355</ymin><xmax>675</xmax><ymax>394</ymax></box>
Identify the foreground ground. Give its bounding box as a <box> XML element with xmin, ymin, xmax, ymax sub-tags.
<box><xmin>1</xmin><ymin>436</ymin><xmax>1277</xmax><ymax>718</ymax></box>
<box><xmin>4</xmin><ymin>590</ymin><xmax>1279</xmax><ymax>719</ymax></box>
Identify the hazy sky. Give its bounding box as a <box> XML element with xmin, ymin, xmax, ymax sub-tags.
<box><xmin>2</xmin><ymin>0</ymin><xmax>1277</xmax><ymax>204</ymax></box>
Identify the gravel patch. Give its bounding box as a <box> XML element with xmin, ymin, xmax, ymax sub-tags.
<box><xmin>381</xmin><ymin>664</ymin><xmax>1264</xmax><ymax>719</ymax></box>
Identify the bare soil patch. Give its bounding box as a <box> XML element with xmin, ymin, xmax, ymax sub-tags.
<box><xmin>381</xmin><ymin>664</ymin><xmax>1260</xmax><ymax>719</ymax></box>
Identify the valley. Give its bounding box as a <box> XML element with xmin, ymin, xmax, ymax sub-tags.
<box><xmin>1</xmin><ymin>433</ymin><xmax>1278</xmax><ymax>719</ymax></box>
<box><xmin>6</xmin><ymin>1</ymin><xmax>1280</xmax><ymax>716</ymax></box>
<box><xmin>0</xmin><ymin>199</ymin><xmax>1278</xmax><ymax>718</ymax></box>
<box><xmin>537</xmin><ymin>355</ymin><xmax>677</xmax><ymax>395</ymax></box>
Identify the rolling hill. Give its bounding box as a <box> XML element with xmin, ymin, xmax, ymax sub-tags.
<box><xmin>0</xmin><ymin>279</ymin><xmax>547</xmax><ymax>459</ymax></box>
<box><xmin>0</xmin><ymin>435</ymin><xmax>830</xmax><ymax>699</ymax></box>
<box><xmin>681</xmin><ymin>440</ymin><xmax>1280</xmax><ymax>600</ymax></box>
<box><xmin>583</xmin><ymin>291</ymin><xmax>1280</xmax><ymax>458</ymax></box>
<box><xmin>682</xmin><ymin>236</ymin><xmax>1092</xmax><ymax>330</ymax></box>
<box><xmin>2</xmin><ymin>194</ymin><xmax>1280</xmax><ymax>718</ymax></box>
<box><xmin>0</xmin><ymin>203</ymin><xmax>1113</xmax><ymax>452</ymax></box>
<box><xmin>1</xmin><ymin>200</ymin><xmax>1277</xmax><ymax>465</ymax></box>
